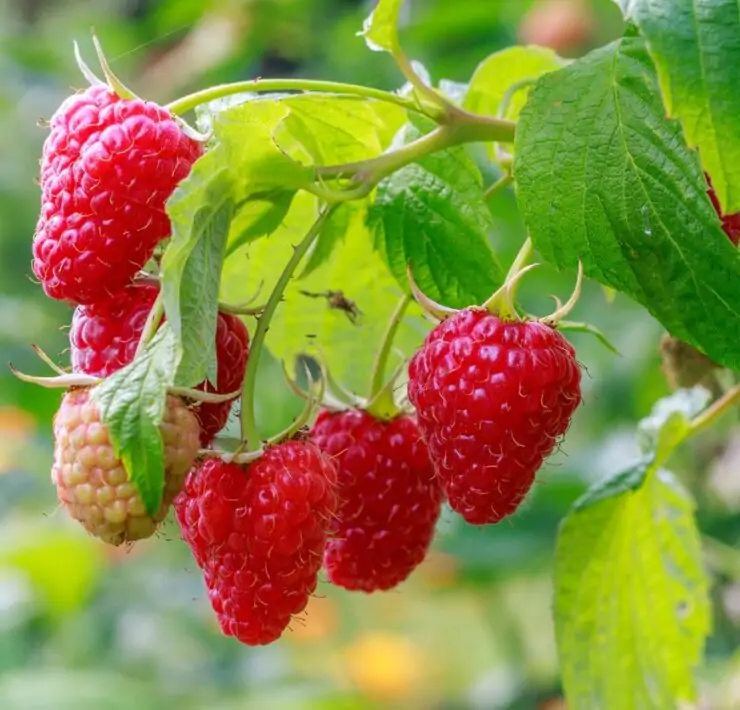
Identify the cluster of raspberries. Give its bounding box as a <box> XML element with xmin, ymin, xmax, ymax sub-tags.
<box><xmin>37</xmin><ymin>84</ymin><xmax>588</xmax><ymax>647</ymax></box>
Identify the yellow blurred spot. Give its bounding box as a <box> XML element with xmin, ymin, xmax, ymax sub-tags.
<box><xmin>0</xmin><ymin>407</ymin><xmax>36</xmax><ymax>435</ymax></box>
<box><xmin>0</xmin><ymin>407</ymin><xmax>37</xmax><ymax>474</ymax></box>
<box><xmin>290</xmin><ymin>595</ymin><xmax>338</xmax><ymax>642</ymax></box>
<box><xmin>343</xmin><ymin>632</ymin><xmax>424</xmax><ymax>701</ymax></box>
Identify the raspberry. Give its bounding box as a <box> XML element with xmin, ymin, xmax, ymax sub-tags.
<box><xmin>33</xmin><ymin>85</ymin><xmax>203</xmax><ymax>304</ymax></box>
<box><xmin>174</xmin><ymin>441</ymin><xmax>337</xmax><ymax>645</ymax></box>
<box><xmin>407</xmin><ymin>309</ymin><xmax>581</xmax><ymax>524</ymax></box>
<box><xmin>69</xmin><ymin>281</ymin><xmax>249</xmax><ymax>446</ymax></box>
<box><xmin>52</xmin><ymin>388</ymin><xmax>200</xmax><ymax>545</ymax></box>
<box><xmin>311</xmin><ymin>409</ymin><xmax>443</xmax><ymax>592</ymax></box>
<box><xmin>706</xmin><ymin>174</ymin><xmax>740</xmax><ymax>245</ymax></box>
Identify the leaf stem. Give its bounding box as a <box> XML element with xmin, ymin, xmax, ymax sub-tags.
<box><xmin>166</xmin><ymin>79</ymin><xmax>433</xmax><ymax>118</ymax></box>
<box><xmin>239</xmin><ymin>205</ymin><xmax>337</xmax><ymax>451</ymax></box>
<box><xmin>393</xmin><ymin>49</ymin><xmax>452</xmax><ymax>116</ymax></box>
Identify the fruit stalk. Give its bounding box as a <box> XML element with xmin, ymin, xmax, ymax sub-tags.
<box><xmin>166</xmin><ymin>79</ymin><xmax>434</xmax><ymax>118</ymax></box>
<box><xmin>239</xmin><ymin>204</ymin><xmax>338</xmax><ymax>450</ymax></box>
<box><xmin>365</xmin><ymin>294</ymin><xmax>412</xmax><ymax>420</ymax></box>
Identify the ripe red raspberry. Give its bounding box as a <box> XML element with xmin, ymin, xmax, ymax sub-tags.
<box><xmin>69</xmin><ymin>281</ymin><xmax>249</xmax><ymax>446</ymax></box>
<box><xmin>174</xmin><ymin>441</ymin><xmax>337</xmax><ymax>646</ymax></box>
<box><xmin>706</xmin><ymin>174</ymin><xmax>740</xmax><ymax>245</ymax></box>
<box><xmin>33</xmin><ymin>85</ymin><xmax>203</xmax><ymax>304</ymax></box>
<box><xmin>310</xmin><ymin>409</ymin><xmax>443</xmax><ymax>592</ymax></box>
<box><xmin>52</xmin><ymin>388</ymin><xmax>200</xmax><ymax>545</ymax></box>
<box><xmin>408</xmin><ymin>310</ymin><xmax>581</xmax><ymax>525</ymax></box>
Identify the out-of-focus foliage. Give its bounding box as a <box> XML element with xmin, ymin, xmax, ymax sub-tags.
<box><xmin>4</xmin><ymin>1</ymin><xmax>740</xmax><ymax>708</ymax></box>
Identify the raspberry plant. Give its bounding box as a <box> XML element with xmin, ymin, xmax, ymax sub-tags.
<box><xmin>14</xmin><ymin>0</ymin><xmax>740</xmax><ymax>705</ymax></box>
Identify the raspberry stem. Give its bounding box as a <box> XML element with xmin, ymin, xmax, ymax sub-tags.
<box><xmin>239</xmin><ymin>204</ymin><xmax>338</xmax><ymax>451</ymax></box>
<box><xmin>365</xmin><ymin>294</ymin><xmax>412</xmax><ymax>420</ymax></box>
<box><xmin>482</xmin><ymin>237</ymin><xmax>535</xmax><ymax>320</ymax></box>
<box><xmin>166</xmin><ymin>79</ymin><xmax>439</xmax><ymax>119</ymax></box>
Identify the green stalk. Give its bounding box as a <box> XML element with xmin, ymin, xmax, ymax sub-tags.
<box><xmin>239</xmin><ymin>205</ymin><xmax>337</xmax><ymax>451</ymax></box>
<box><xmin>686</xmin><ymin>384</ymin><xmax>740</xmax><ymax>438</ymax></box>
<box><xmin>365</xmin><ymin>295</ymin><xmax>412</xmax><ymax>420</ymax></box>
<box><xmin>484</xmin><ymin>173</ymin><xmax>513</xmax><ymax>202</ymax></box>
<box><xmin>134</xmin><ymin>291</ymin><xmax>164</xmax><ymax>358</ymax></box>
<box><xmin>314</xmin><ymin>117</ymin><xmax>516</xmax><ymax>198</ymax></box>
<box><xmin>166</xmin><ymin>79</ymin><xmax>434</xmax><ymax>118</ymax></box>
<box><xmin>482</xmin><ymin>237</ymin><xmax>534</xmax><ymax>319</ymax></box>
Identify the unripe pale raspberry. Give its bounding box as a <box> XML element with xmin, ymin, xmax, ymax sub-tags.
<box><xmin>311</xmin><ymin>409</ymin><xmax>443</xmax><ymax>592</ymax></box>
<box><xmin>408</xmin><ymin>309</ymin><xmax>582</xmax><ymax>525</ymax></box>
<box><xmin>52</xmin><ymin>388</ymin><xmax>200</xmax><ymax>545</ymax></box>
<box><xmin>69</xmin><ymin>281</ymin><xmax>249</xmax><ymax>446</ymax></box>
<box><xmin>175</xmin><ymin>441</ymin><xmax>337</xmax><ymax>646</ymax></box>
<box><xmin>33</xmin><ymin>85</ymin><xmax>203</xmax><ymax>304</ymax></box>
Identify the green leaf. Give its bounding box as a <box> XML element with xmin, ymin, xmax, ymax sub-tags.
<box><xmin>276</xmin><ymin>94</ymin><xmax>405</xmax><ymax>165</ymax></box>
<box><xmin>369</xmin><ymin>123</ymin><xmax>503</xmax><ymax>308</ymax></box>
<box><xmin>463</xmin><ymin>46</ymin><xmax>563</xmax><ymax>157</ymax></box>
<box><xmin>162</xmin><ymin>148</ymin><xmax>235</xmax><ymax>387</ymax></box>
<box><xmin>360</xmin><ymin>0</ymin><xmax>403</xmax><ymax>53</ymax></box>
<box><xmin>225</xmin><ymin>190</ymin><xmax>295</xmax><ymax>258</ymax></box>
<box><xmin>616</xmin><ymin>0</ymin><xmax>740</xmax><ymax>213</ymax></box>
<box><xmin>92</xmin><ymin>325</ymin><xmax>179</xmax><ymax>516</ymax></box>
<box><xmin>299</xmin><ymin>203</ymin><xmax>356</xmax><ymax>278</ymax></box>
<box><xmin>211</xmin><ymin>99</ymin><xmax>314</xmax><ymax>198</ymax></box>
<box><xmin>221</xmin><ymin>193</ymin><xmax>430</xmax><ymax>395</ymax></box>
<box><xmin>208</xmin><ymin>93</ymin><xmax>404</xmax><ymax>266</ymax></box>
<box><xmin>555</xmin><ymin>462</ymin><xmax>711</xmax><ymax>709</ymax></box>
<box><xmin>514</xmin><ymin>37</ymin><xmax>740</xmax><ymax>370</ymax></box>
<box><xmin>637</xmin><ymin>386</ymin><xmax>711</xmax><ymax>465</ymax></box>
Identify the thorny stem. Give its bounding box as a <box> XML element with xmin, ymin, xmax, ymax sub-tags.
<box><xmin>166</xmin><ymin>79</ymin><xmax>437</xmax><ymax>118</ymax></box>
<box><xmin>134</xmin><ymin>291</ymin><xmax>165</xmax><ymax>358</ymax></box>
<box><xmin>239</xmin><ymin>205</ymin><xmax>338</xmax><ymax>451</ymax></box>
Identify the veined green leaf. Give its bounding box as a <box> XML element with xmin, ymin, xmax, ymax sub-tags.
<box><xmin>92</xmin><ymin>325</ymin><xmax>180</xmax><ymax>515</ymax></box>
<box><xmin>514</xmin><ymin>37</ymin><xmax>740</xmax><ymax>370</ymax></box>
<box><xmin>616</xmin><ymin>0</ymin><xmax>740</xmax><ymax>213</ymax></box>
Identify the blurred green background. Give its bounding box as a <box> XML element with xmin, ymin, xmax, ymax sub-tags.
<box><xmin>3</xmin><ymin>0</ymin><xmax>740</xmax><ymax>708</ymax></box>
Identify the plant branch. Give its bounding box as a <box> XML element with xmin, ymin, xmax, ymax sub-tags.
<box><xmin>166</xmin><ymin>79</ymin><xmax>435</xmax><ymax>118</ymax></box>
<box><xmin>484</xmin><ymin>173</ymin><xmax>513</xmax><ymax>201</ymax></box>
<box><xmin>687</xmin><ymin>383</ymin><xmax>740</xmax><ymax>438</ymax></box>
<box><xmin>314</xmin><ymin>115</ymin><xmax>516</xmax><ymax>198</ymax></box>
<box><xmin>239</xmin><ymin>205</ymin><xmax>337</xmax><ymax>451</ymax></box>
